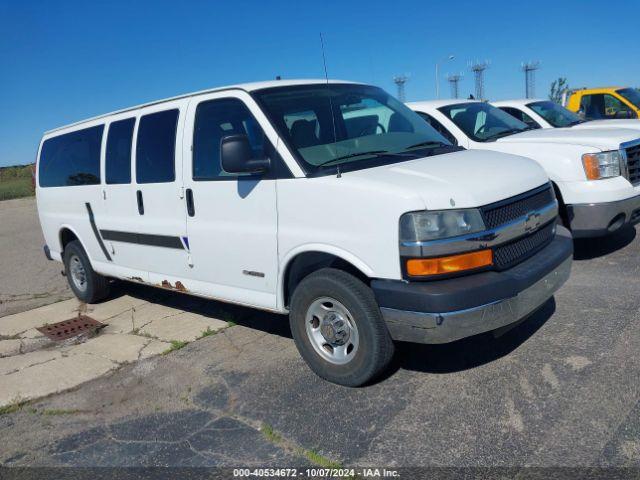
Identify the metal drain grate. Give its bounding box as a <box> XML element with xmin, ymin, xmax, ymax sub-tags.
<box><xmin>36</xmin><ymin>315</ymin><xmax>105</xmax><ymax>341</ymax></box>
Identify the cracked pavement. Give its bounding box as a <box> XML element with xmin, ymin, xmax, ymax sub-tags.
<box><xmin>1</xmin><ymin>200</ymin><xmax>640</xmax><ymax>470</ymax></box>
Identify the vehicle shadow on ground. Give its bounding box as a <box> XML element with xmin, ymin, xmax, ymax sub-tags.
<box><xmin>107</xmin><ymin>281</ymin><xmax>292</xmax><ymax>339</ymax></box>
<box><xmin>106</xmin><ymin>278</ymin><xmax>554</xmax><ymax>380</ymax></box>
<box><xmin>573</xmin><ymin>225</ymin><xmax>636</xmax><ymax>260</ymax></box>
<box><xmin>387</xmin><ymin>297</ymin><xmax>556</xmax><ymax>376</ymax></box>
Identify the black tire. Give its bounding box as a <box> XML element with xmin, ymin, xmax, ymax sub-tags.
<box><xmin>289</xmin><ymin>268</ymin><xmax>394</xmax><ymax>387</ymax></box>
<box><xmin>63</xmin><ymin>240</ymin><xmax>110</xmax><ymax>303</ymax></box>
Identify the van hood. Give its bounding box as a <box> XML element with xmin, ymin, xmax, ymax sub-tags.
<box><xmin>496</xmin><ymin>127</ymin><xmax>640</xmax><ymax>151</ymax></box>
<box><xmin>573</xmin><ymin>119</ymin><xmax>640</xmax><ymax>132</ymax></box>
<box><xmin>345</xmin><ymin>149</ymin><xmax>549</xmax><ymax>210</ymax></box>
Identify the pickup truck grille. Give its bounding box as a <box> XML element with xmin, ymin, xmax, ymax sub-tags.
<box><xmin>481</xmin><ymin>185</ymin><xmax>555</xmax><ymax>230</ymax></box>
<box><xmin>493</xmin><ymin>222</ymin><xmax>555</xmax><ymax>270</ymax></box>
<box><xmin>624</xmin><ymin>143</ymin><xmax>640</xmax><ymax>185</ymax></box>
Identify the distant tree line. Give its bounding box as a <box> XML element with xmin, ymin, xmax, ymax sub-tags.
<box><xmin>0</xmin><ymin>164</ymin><xmax>34</xmax><ymax>181</ymax></box>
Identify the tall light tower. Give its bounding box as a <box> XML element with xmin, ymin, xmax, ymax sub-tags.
<box><xmin>393</xmin><ymin>75</ymin><xmax>408</xmax><ymax>102</ymax></box>
<box><xmin>522</xmin><ymin>61</ymin><xmax>540</xmax><ymax>98</ymax></box>
<box><xmin>447</xmin><ymin>73</ymin><xmax>463</xmax><ymax>99</ymax></box>
<box><xmin>469</xmin><ymin>61</ymin><xmax>489</xmax><ymax>100</ymax></box>
<box><xmin>436</xmin><ymin>54</ymin><xmax>454</xmax><ymax>99</ymax></box>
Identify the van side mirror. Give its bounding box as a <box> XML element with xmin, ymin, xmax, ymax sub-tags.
<box><xmin>220</xmin><ymin>134</ymin><xmax>270</xmax><ymax>174</ymax></box>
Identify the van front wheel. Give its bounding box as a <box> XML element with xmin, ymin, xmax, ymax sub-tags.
<box><xmin>63</xmin><ymin>240</ymin><xmax>110</xmax><ymax>304</ymax></box>
<box><xmin>289</xmin><ymin>268</ymin><xmax>394</xmax><ymax>387</ymax></box>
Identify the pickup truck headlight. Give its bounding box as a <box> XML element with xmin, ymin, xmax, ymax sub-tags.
<box><xmin>582</xmin><ymin>150</ymin><xmax>623</xmax><ymax>180</ymax></box>
<box><xmin>400</xmin><ymin>209</ymin><xmax>486</xmax><ymax>243</ymax></box>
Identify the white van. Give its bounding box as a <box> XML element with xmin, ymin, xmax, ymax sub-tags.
<box><xmin>37</xmin><ymin>80</ymin><xmax>572</xmax><ymax>386</ymax></box>
<box><xmin>493</xmin><ymin>99</ymin><xmax>640</xmax><ymax>132</ymax></box>
<box><xmin>408</xmin><ymin>100</ymin><xmax>640</xmax><ymax>238</ymax></box>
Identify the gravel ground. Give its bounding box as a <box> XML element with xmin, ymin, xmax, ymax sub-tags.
<box><xmin>0</xmin><ymin>197</ymin><xmax>70</xmax><ymax>317</ymax></box>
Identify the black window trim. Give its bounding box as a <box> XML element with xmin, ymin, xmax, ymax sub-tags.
<box><xmin>135</xmin><ymin>108</ymin><xmax>180</xmax><ymax>185</ymax></box>
<box><xmin>415</xmin><ymin>111</ymin><xmax>459</xmax><ymax>145</ymax></box>
<box><xmin>105</xmin><ymin>117</ymin><xmax>136</xmax><ymax>185</ymax></box>
<box><xmin>500</xmin><ymin>106</ymin><xmax>542</xmax><ymax>129</ymax></box>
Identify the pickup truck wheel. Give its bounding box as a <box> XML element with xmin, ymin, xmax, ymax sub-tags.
<box><xmin>289</xmin><ymin>268</ymin><xmax>394</xmax><ymax>387</ymax></box>
<box><xmin>63</xmin><ymin>240</ymin><xmax>110</xmax><ymax>304</ymax></box>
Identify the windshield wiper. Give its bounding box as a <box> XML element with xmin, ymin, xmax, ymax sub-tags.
<box><xmin>404</xmin><ymin>140</ymin><xmax>450</xmax><ymax>150</ymax></box>
<box><xmin>484</xmin><ymin>127</ymin><xmax>529</xmax><ymax>140</ymax></box>
<box><xmin>316</xmin><ymin>150</ymin><xmax>400</xmax><ymax>168</ymax></box>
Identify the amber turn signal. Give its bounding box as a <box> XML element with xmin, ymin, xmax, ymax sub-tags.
<box><xmin>406</xmin><ymin>249</ymin><xmax>493</xmax><ymax>277</ymax></box>
<box><xmin>582</xmin><ymin>154</ymin><xmax>601</xmax><ymax>180</ymax></box>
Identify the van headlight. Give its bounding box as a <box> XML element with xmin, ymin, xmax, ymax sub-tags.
<box><xmin>582</xmin><ymin>150</ymin><xmax>624</xmax><ymax>180</ymax></box>
<box><xmin>399</xmin><ymin>209</ymin><xmax>486</xmax><ymax>243</ymax></box>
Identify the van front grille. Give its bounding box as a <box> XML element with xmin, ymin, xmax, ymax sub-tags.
<box><xmin>493</xmin><ymin>222</ymin><xmax>556</xmax><ymax>270</ymax></box>
<box><xmin>625</xmin><ymin>143</ymin><xmax>640</xmax><ymax>185</ymax></box>
<box><xmin>481</xmin><ymin>185</ymin><xmax>555</xmax><ymax>230</ymax></box>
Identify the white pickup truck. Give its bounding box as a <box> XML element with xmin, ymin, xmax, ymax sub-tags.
<box><xmin>409</xmin><ymin>100</ymin><xmax>640</xmax><ymax>238</ymax></box>
<box><xmin>36</xmin><ymin>80</ymin><xmax>572</xmax><ymax>386</ymax></box>
<box><xmin>493</xmin><ymin>99</ymin><xmax>640</xmax><ymax>132</ymax></box>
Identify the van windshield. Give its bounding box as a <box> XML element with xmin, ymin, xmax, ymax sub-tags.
<box><xmin>439</xmin><ymin>102</ymin><xmax>532</xmax><ymax>142</ymax></box>
<box><xmin>527</xmin><ymin>101</ymin><xmax>583</xmax><ymax>128</ymax></box>
<box><xmin>617</xmin><ymin>88</ymin><xmax>640</xmax><ymax>109</ymax></box>
<box><xmin>252</xmin><ymin>84</ymin><xmax>457</xmax><ymax>174</ymax></box>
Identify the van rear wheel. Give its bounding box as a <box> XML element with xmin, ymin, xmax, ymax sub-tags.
<box><xmin>289</xmin><ymin>268</ymin><xmax>394</xmax><ymax>387</ymax></box>
<box><xmin>63</xmin><ymin>240</ymin><xmax>110</xmax><ymax>303</ymax></box>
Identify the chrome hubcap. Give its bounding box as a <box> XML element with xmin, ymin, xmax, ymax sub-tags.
<box><xmin>69</xmin><ymin>255</ymin><xmax>87</xmax><ymax>293</ymax></box>
<box><xmin>305</xmin><ymin>297</ymin><xmax>359</xmax><ymax>365</ymax></box>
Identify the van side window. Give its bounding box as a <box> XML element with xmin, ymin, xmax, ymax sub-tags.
<box><xmin>193</xmin><ymin>98</ymin><xmax>266</xmax><ymax>180</ymax></box>
<box><xmin>498</xmin><ymin>107</ymin><xmax>540</xmax><ymax>129</ymax></box>
<box><xmin>136</xmin><ymin>110</ymin><xmax>179</xmax><ymax>184</ymax></box>
<box><xmin>39</xmin><ymin>125</ymin><xmax>103</xmax><ymax>187</ymax></box>
<box><xmin>106</xmin><ymin>118</ymin><xmax>135</xmax><ymax>184</ymax></box>
<box><xmin>415</xmin><ymin>112</ymin><xmax>458</xmax><ymax>145</ymax></box>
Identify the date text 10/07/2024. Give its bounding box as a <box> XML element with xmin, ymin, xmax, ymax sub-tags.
<box><xmin>233</xmin><ymin>468</ymin><xmax>401</xmax><ymax>478</ymax></box>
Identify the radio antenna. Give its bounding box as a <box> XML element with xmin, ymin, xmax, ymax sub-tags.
<box><xmin>320</xmin><ymin>33</ymin><xmax>341</xmax><ymax>177</ymax></box>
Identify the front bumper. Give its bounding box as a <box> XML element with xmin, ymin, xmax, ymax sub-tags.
<box><xmin>567</xmin><ymin>194</ymin><xmax>640</xmax><ymax>238</ymax></box>
<box><xmin>372</xmin><ymin>226</ymin><xmax>573</xmax><ymax>344</ymax></box>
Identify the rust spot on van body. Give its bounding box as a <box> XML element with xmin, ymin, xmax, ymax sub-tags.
<box><xmin>174</xmin><ymin>281</ymin><xmax>187</xmax><ymax>292</ymax></box>
<box><xmin>161</xmin><ymin>280</ymin><xmax>172</xmax><ymax>289</ymax></box>
<box><xmin>129</xmin><ymin>276</ymin><xmax>144</xmax><ymax>283</ymax></box>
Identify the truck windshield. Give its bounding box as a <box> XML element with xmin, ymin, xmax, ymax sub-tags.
<box><xmin>252</xmin><ymin>84</ymin><xmax>455</xmax><ymax>174</ymax></box>
<box><xmin>617</xmin><ymin>88</ymin><xmax>640</xmax><ymax>109</ymax></box>
<box><xmin>438</xmin><ymin>102</ymin><xmax>531</xmax><ymax>142</ymax></box>
<box><xmin>527</xmin><ymin>101</ymin><xmax>583</xmax><ymax>127</ymax></box>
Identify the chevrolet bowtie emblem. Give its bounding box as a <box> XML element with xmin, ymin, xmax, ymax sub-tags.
<box><xmin>524</xmin><ymin>211</ymin><xmax>541</xmax><ymax>232</ymax></box>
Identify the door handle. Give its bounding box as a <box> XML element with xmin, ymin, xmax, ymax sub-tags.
<box><xmin>186</xmin><ymin>188</ymin><xmax>195</xmax><ymax>217</ymax></box>
<box><xmin>136</xmin><ymin>190</ymin><xmax>144</xmax><ymax>215</ymax></box>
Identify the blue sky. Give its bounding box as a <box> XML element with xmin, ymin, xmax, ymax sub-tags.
<box><xmin>1</xmin><ymin>0</ymin><xmax>638</xmax><ymax>166</ymax></box>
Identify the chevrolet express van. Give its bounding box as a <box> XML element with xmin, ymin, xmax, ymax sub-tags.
<box><xmin>494</xmin><ymin>99</ymin><xmax>640</xmax><ymax>132</ymax></box>
<box><xmin>37</xmin><ymin>80</ymin><xmax>572</xmax><ymax>386</ymax></box>
<box><xmin>409</xmin><ymin>100</ymin><xmax>640</xmax><ymax>238</ymax></box>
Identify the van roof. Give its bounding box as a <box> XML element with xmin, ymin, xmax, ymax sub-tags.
<box><xmin>45</xmin><ymin>79</ymin><xmax>359</xmax><ymax>135</ymax></box>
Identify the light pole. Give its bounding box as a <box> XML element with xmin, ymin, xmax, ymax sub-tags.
<box><xmin>436</xmin><ymin>55</ymin><xmax>454</xmax><ymax>99</ymax></box>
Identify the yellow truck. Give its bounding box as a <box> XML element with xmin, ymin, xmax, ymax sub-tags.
<box><xmin>563</xmin><ymin>87</ymin><xmax>640</xmax><ymax>120</ymax></box>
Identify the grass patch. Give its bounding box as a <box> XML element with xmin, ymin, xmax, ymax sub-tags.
<box><xmin>0</xmin><ymin>401</ymin><xmax>26</xmax><ymax>416</ymax></box>
<box><xmin>0</xmin><ymin>177</ymin><xmax>33</xmax><ymax>201</ymax></box>
<box><xmin>299</xmin><ymin>449</ymin><xmax>342</xmax><ymax>469</ymax></box>
<box><xmin>261</xmin><ymin>423</ymin><xmax>284</xmax><ymax>444</ymax></box>
<box><xmin>261</xmin><ymin>423</ymin><xmax>341</xmax><ymax>469</ymax></box>
<box><xmin>163</xmin><ymin>339</ymin><xmax>188</xmax><ymax>354</ymax></box>
<box><xmin>226</xmin><ymin>320</ymin><xmax>237</xmax><ymax>327</ymax></box>
<box><xmin>39</xmin><ymin>408</ymin><xmax>83</xmax><ymax>416</ymax></box>
<box><xmin>199</xmin><ymin>327</ymin><xmax>217</xmax><ymax>338</ymax></box>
